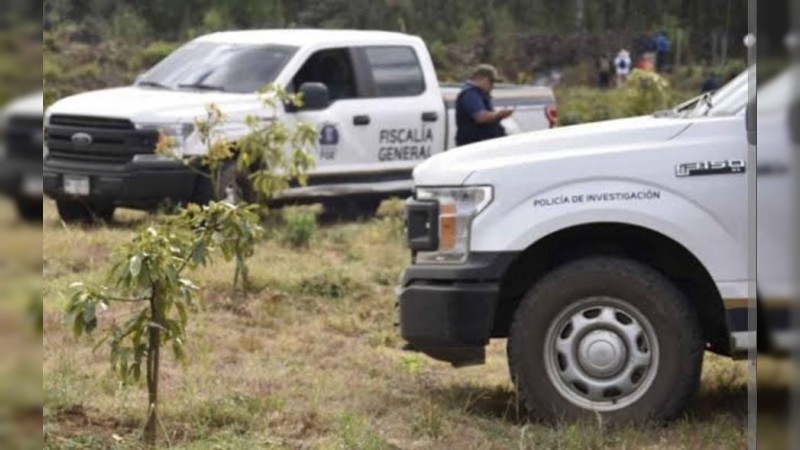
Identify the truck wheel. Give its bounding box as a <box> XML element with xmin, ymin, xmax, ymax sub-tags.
<box><xmin>507</xmin><ymin>257</ymin><xmax>703</xmax><ymax>423</ymax></box>
<box><xmin>322</xmin><ymin>198</ymin><xmax>381</xmax><ymax>221</ymax></box>
<box><xmin>192</xmin><ymin>161</ymin><xmax>255</xmax><ymax>205</ymax></box>
<box><xmin>56</xmin><ymin>199</ymin><xmax>115</xmax><ymax>224</ymax></box>
<box><xmin>15</xmin><ymin>197</ymin><xmax>41</xmax><ymax>223</ymax></box>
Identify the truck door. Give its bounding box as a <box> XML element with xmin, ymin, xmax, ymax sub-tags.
<box><xmin>289</xmin><ymin>47</ymin><xmax>374</xmax><ymax>173</ymax></box>
<box><xmin>353</xmin><ymin>45</ymin><xmax>446</xmax><ymax>175</ymax></box>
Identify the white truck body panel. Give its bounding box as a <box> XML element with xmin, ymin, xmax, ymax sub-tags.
<box><xmin>414</xmin><ymin>114</ymin><xmax>749</xmax><ymax>290</ymax></box>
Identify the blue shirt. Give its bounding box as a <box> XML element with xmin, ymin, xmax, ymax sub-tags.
<box><xmin>455</xmin><ymin>82</ymin><xmax>505</xmax><ymax>146</ymax></box>
<box><xmin>655</xmin><ymin>34</ymin><xmax>670</xmax><ymax>53</ymax></box>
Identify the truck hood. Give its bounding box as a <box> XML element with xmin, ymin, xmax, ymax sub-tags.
<box><xmin>5</xmin><ymin>92</ymin><xmax>43</xmax><ymax>116</ymax></box>
<box><xmin>45</xmin><ymin>86</ymin><xmax>256</xmax><ymax>123</ymax></box>
<box><xmin>413</xmin><ymin>115</ymin><xmax>692</xmax><ymax>186</ymax></box>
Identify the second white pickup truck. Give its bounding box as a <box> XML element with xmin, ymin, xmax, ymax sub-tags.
<box><xmin>399</xmin><ymin>68</ymin><xmax>792</xmax><ymax>423</ymax></box>
<box><xmin>43</xmin><ymin>29</ymin><xmax>556</xmax><ymax>222</ymax></box>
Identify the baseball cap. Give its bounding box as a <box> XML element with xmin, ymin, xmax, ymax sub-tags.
<box><xmin>473</xmin><ymin>64</ymin><xmax>504</xmax><ymax>83</ymax></box>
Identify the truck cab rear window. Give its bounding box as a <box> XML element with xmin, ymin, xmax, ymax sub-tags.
<box><xmin>364</xmin><ymin>46</ymin><xmax>425</xmax><ymax>97</ymax></box>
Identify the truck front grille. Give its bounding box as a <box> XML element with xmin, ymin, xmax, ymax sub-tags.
<box><xmin>46</xmin><ymin>114</ymin><xmax>157</xmax><ymax>165</ymax></box>
<box><xmin>49</xmin><ymin>115</ymin><xmax>135</xmax><ymax>130</ymax></box>
<box><xmin>5</xmin><ymin>115</ymin><xmax>43</xmax><ymax>162</ymax></box>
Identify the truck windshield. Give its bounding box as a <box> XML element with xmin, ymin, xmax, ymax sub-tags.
<box><xmin>136</xmin><ymin>41</ymin><xmax>298</xmax><ymax>94</ymax></box>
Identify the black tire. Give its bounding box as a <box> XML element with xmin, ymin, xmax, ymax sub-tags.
<box><xmin>56</xmin><ymin>199</ymin><xmax>115</xmax><ymax>224</ymax></box>
<box><xmin>15</xmin><ymin>197</ymin><xmax>42</xmax><ymax>223</ymax></box>
<box><xmin>191</xmin><ymin>161</ymin><xmax>255</xmax><ymax>205</ymax></box>
<box><xmin>507</xmin><ymin>256</ymin><xmax>703</xmax><ymax>424</ymax></box>
<box><xmin>321</xmin><ymin>197</ymin><xmax>381</xmax><ymax>221</ymax></box>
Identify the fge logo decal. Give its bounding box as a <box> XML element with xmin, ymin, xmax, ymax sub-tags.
<box><xmin>318</xmin><ymin>123</ymin><xmax>339</xmax><ymax>160</ymax></box>
<box><xmin>676</xmin><ymin>160</ymin><xmax>746</xmax><ymax>177</ymax></box>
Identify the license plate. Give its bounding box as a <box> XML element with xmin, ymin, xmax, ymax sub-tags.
<box><xmin>22</xmin><ymin>176</ymin><xmax>43</xmax><ymax>197</ymax></box>
<box><xmin>63</xmin><ymin>175</ymin><xmax>90</xmax><ymax>196</ymax></box>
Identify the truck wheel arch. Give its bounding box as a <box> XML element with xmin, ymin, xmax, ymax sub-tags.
<box><xmin>493</xmin><ymin>222</ymin><xmax>731</xmax><ymax>355</ymax></box>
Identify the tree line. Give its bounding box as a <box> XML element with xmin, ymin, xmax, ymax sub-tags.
<box><xmin>44</xmin><ymin>0</ymin><xmax>748</xmax><ymax>78</ymax></box>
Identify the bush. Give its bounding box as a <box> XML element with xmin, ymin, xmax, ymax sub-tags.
<box><xmin>279</xmin><ymin>209</ymin><xmax>317</xmax><ymax>249</ymax></box>
<box><xmin>557</xmin><ymin>87</ymin><xmax>629</xmax><ymax>126</ymax></box>
<box><xmin>557</xmin><ymin>70</ymin><xmax>694</xmax><ymax>126</ymax></box>
<box><xmin>623</xmin><ymin>69</ymin><xmax>672</xmax><ymax>116</ymax></box>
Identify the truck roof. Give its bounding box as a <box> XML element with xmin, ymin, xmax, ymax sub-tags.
<box><xmin>197</xmin><ymin>29</ymin><xmax>420</xmax><ymax>47</ymax></box>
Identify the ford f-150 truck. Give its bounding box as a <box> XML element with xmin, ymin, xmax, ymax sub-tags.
<box><xmin>1</xmin><ymin>92</ymin><xmax>43</xmax><ymax>222</ymax></box>
<box><xmin>43</xmin><ymin>29</ymin><xmax>555</xmax><ymax>223</ymax></box>
<box><xmin>399</xmin><ymin>68</ymin><xmax>792</xmax><ymax>423</ymax></box>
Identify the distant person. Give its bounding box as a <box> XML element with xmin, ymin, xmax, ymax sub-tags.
<box><xmin>455</xmin><ymin>64</ymin><xmax>514</xmax><ymax>147</ymax></box>
<box><xmin>613</xmin><ymin>49</ymin><xmax>632</xmax><ymax>87</ymax></box>
<box><xmin>597</xmin><ymin>53</ymin><xmax>612</xmax><ymax>89</ymax></box>
<box><xmin>701</xmin><ymin>73</ymin><xmax>723</xmax><ymax>93</ymax></box>
<box><xmin>654</xmin><ymin>31</ymin><xmax>670</xmax><ymax>72</ymax></box>
<box><xmin>637</xmin><ymin>52</ymin><xmax>655</xmax><ymax>72</ymax></box>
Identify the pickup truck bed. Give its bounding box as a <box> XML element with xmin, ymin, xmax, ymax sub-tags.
<box><xmin>440</xmin><ymin>84</ymin><xmax>556</xmax><ymax>149</ymax></box>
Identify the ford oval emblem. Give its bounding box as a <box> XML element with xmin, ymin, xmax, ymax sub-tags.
<box><xmin>71</xmin><ymin>132</ymin><xmax>93</xmax><ymax>148</ymax></box>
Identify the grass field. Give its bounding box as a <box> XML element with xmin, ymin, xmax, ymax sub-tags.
<box><xmin>41</xmin><ymin>199</ymin><xmax>749</xmax><ymax>449</ymax></box>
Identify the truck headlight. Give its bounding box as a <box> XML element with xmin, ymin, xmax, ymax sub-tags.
<box><xmin>134</xmin><ymin>122</ymin><xmax>194</xmax><ymax>159</ymax></box>
<box><xmin>413</xmin><ymin>186</ymin><xmax>493</xmax><ymax>264</ymax></box>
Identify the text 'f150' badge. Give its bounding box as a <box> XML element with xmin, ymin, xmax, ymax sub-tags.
<box><xmin>675</xmin><ymin>160</ymin><xmax>746</xmax><ymax>177</ymax></box>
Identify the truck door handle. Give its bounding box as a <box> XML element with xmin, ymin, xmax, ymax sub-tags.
<box><xmin>353</xmin><ymin>115</ymin><xmax>371</xmax><ymax>126</ymax></box>
<box><xmin>422</xmin><ymin>112</ymin><xmax>439</xmax><ymax>122</ymax></box>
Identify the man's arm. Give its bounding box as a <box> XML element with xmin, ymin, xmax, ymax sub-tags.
<box><xmin>461</xmin><ymin>89</ymin><xmax>513</xmax><ymax>124</ymax></box>
<box><xmin>474</xmin><ymin>108</ymin><xmax>514</xmax><ymax>124</ymax></box>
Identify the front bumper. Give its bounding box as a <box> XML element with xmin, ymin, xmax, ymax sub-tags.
<box><xmin>0</xmin><ymin>159</ymin><xmax>42</xmax><ymax>198</ymax></box>
<box><xmin>43</xmin><ymin>157</ymin><xmax>198</xmax><ymax>209</ymax></box>
<box><xmin>398</xmin><ymin>252</ymin><xmax>517</xmax><ymax>367</ymax></box>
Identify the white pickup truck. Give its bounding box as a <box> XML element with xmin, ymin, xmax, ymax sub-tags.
<box><xmin>1</xmin><ymin>92</ymin><xmax>43</xmax><ymax>222</ymax></box>
<box><xmin>399</xmin><ymin>68</ymin><xmax>793</xmax><ymax>423</ymax></box>
<box><xmin>43</xmin><ymin>30</ymin><xmax>555</xmax><ymax>222</ymax></box>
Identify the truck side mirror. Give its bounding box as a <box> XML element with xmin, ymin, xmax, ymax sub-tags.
<box><xmin>299</xmin><ymin>82</ymin><xmax>330</xmax><ymax>111</ymax></box>
<box><xmin>746</xmin><ymin>97</ymin><xmax>756</xmax><ymax>146</ymax></box>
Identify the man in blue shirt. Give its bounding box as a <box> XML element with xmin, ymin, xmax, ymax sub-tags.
<box><xmin>455</xmin><ymin>64</ymin><xmax>514</xmax><ymax>147</ymax></box>
<box><xmin>654</xmin><ymin>31</ymin><xmax>670</xmax><ymax>72</ymax></box>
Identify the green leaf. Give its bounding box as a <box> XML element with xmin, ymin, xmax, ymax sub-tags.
<box><xmin>176</xmin><ymin>300</ymin><xmax>188</xmax><ymax>328</ymax></box>
<box><xmin>129</xmin><ymin>255</ymin><xmax>142</xmax><ymax>278</ymax></box>
<box><xmin>72</xmin><ymin>310</ymin><xmax>84</xmax><ymax>338</ymax></box>
<box><xmin>84</xmin><ymin>302</ymin><xmax>96</xmax><ymax>323</ymax></box>
<box><xmin>191</xmin><ymin>241</ymin><xmax>207</xmax><ymax>264</ymax></box>
<box><xmin>172</xmin><ymin>338</ymin><xmax>186</xmax><ymax>363</ymax></box>
<box><xmin>92</xmin><ymin>334</ymin><xmax>111</xmax><ymax>352</ymax></box>
<box><xmin>84</xmin><ymin>302</ymin><xmax>98</xmax><ymax>333</ymax></box>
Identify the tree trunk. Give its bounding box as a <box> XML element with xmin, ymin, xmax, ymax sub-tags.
<box><xmin>574</xmin><ymin>0</ymin><xmax>586</xmax><ymax>33</ymax></box>
<box><xmin>144</xmin><ymin>287</ymin><xmax>162</xmax><ymax>447</ymax></box>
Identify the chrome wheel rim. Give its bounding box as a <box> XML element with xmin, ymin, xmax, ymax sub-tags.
<box><xmin>543</xmin><ymin>296</ymin><xmax>659</xmax><ymax>412</ymax></box>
